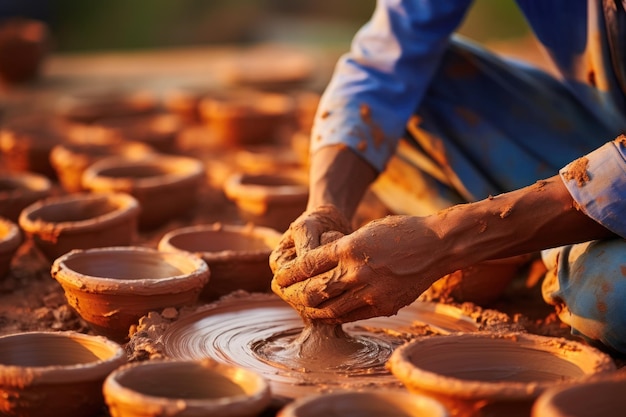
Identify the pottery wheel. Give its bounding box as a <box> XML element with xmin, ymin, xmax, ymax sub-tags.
<box><xmin>160</xmin><ymin>292</ymin><xmax>480</xmax><ymax>401</ymax></box>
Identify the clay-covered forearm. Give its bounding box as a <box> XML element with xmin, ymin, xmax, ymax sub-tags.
<box><xmin>428</xmin><ymin>175</ymin><xmax>617</xmax><ymax>266</ymax></box>
<box><xmin>307</xmin><ymin>145</ymin><xmax>378</xmax><ymax>220</ymax></box>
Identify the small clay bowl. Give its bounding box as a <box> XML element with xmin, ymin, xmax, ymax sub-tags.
<box><xmin>278</xmin><ymin>390</ymin><xmax>449</xmax><ymax>417</ymax></box>
<box><xmin>235</xmin><ymin>145</ymin><xmax>302</xmax><ymax>174</ymax></box>
<box><xmin>388</xmin><ymin>333</ymin><xmax>616</xmax><ymax>417</ymax></box>
<box><xmin>163</xmin><ymin>85</ymin><xmax>214</xmax><ymax>123</ymax></box>
<box><xmin>55</xmin><ymin>89</ymin><xmax>158</xmax><ymax>124</ymax></box>
<box><xmin>199</xmin><ymin>89</ymin><xmax>296</xmax><ymax>146</ymax></box>
<box><xmin>0</xmin><ymin>115</ymin><xmax>71</xmax><ymax>178</ymax></box>
<box><xmin>18</xmin><ymin>192</ymin><xmax>140</xmax><ymax>263</ymax></box>
<box><xmin>103</xmin><ymin>358</ymin><xmax>271</xmax><ymax>417</ymax></box>
<box><xmin>50</xmin><ymin>140</ymin><xmax>155</xmax><ymax>193</ymax></box>
<box><xmin>0</xmin><ymin>171</ymin><xmax>52</xmax><ymax>221</ymax></box>
<box><xmin>223</xmin><ymin>171</ymin><xmax>308</xmax><ymax>232</ymax></box>
<box><xmin>50</xmin><ymin>246</ymin><xmax>210</xmax><ymax>342</ymax></box>
<box><xmin>0</xmin><ymin>331</ymin><xmax>127</xmax><ymax>417</ymax></box>
<box><xmin>531</xmin><ymin>371</ymin><xmax>626</xmax><ymax>417</ymax></box>
<box><xmin>0</xmin><ymin>217</ymin><xmax>21</xmax><ymax>278</ymax></box>
<box><xmin>82</xmin><ymin>154</ymin><xmax>206</xmax><ymax>230</ymax></box>
<box><xmin>158</xmin><ymin>223</ymin><xmax>282</xmax><ymax>301</ymax></box>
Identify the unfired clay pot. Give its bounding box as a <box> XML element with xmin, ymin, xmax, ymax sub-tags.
<box><xmin>388</xmin><ymin>332</ymin><xmax>616</xmax><ymax>417</ymax></box>
<box><xmin>50</xmin><ymin>246</ymin><xmax>210</xmax><ymax>342</ymax></box>
<box><xmin>0</xmin><ymin>217</ymin><xmax>21</xmax><ymax>278</ymax></box>
<box><xmin>277</xmin><ymin>390</ymin><xmax>449</xmax><ymax>417</ymax></box>
<box><xmin>0</xmin><ymin>331</ymin><xmax>126</xmax><ymax>417</ymax></box>
<box><xmin>55</xmin><ymin>89</ymin><xmax>158</xmax><ymax>124</ymax></box>
<box><xmin>18</xmin><ymin>192</ymin><xmax>140</xmax><ymax>263</ymax></box>
<box><xmin>0</xmin><ymin>171</ymin><xmax>52</xmax><ymax>221</ymax></box>
<box><xmin>531</xmin><ymin>370</ymin><xmax>626</xmax><ymax>417</ymax></box>
<box><xmin>103</xmin><ymin>358</ymin><xmax>271</xmax><ymax>417</ymax></box>
<box><xmin>163</xmin><ymin>86</ymin><xmax>213</xmax><ymax>123</ymax></box>
<box><xmin>50</xmin><ymin>140</ymin><xmax>155</xmax><ymax>193</ymax></box>
<box><xmin>223</xmin><ymin>171</ymin><xmax>308</xmax><ymax>232</ymax></box>
<box><xmin>157</xmin><ymin>223</ymin><xmax>282</xmax><ymax>301</ymax></box>
<box><xmin>199</xmin><ymin>89</ymin><xmax>296</xmax><ymax>146</ymax></box>
<box><xmin>235</xmin><ymin>145</ymin><xmax>302</xmax><ymax>174</ymax></box>
<box><xmin>82</xmin><ymin>154</ymin><xmax>206</xmax><ymax>230</ymax></box>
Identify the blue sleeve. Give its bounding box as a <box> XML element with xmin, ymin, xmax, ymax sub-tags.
<box><xmin>560</xmin><ymin>137</ymin><xmax>626</xmax><ymax>238</ymax></box>
<box><xmin>310</xmin><ymin>0</ymin><xmax>473</xmax><ymax>172</ymax></box>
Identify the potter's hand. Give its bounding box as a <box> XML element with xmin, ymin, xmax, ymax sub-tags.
<box><xmin>272</xmin><ymin>215</ymin><xmax>445</xmax><ymax>323</ymax></box>
<box><xmin>269</xmin><ymin>204</ymin><xmax>352</xmax><ymax>274</ymax></box>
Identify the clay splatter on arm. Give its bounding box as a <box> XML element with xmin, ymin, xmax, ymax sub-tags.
<box><xmin>561</xmin><ymin>157</ymin><xmax>590</xmax><ymax>187</ymax></box>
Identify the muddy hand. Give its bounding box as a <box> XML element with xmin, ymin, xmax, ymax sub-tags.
<box><xmin>269</xmin><ymin>204</ymin><xmax>352</xmax><ymax>274</ymax></box>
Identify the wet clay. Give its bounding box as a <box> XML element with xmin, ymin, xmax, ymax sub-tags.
<box><xmin>129</xmin><ymin>292</ymin><xmax>508</xmax><ymax>402</ymax></box>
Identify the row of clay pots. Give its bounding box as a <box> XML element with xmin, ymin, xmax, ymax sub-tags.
<box><xmin>1</xmin><ymin>329</ymin><xmax>623</xmax><ymax>417</ymax></box>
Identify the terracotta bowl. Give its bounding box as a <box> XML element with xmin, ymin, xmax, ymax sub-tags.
<box><xmin>163</xmin><ymin>85</ymin><xmax>214</xmax><ymax>123</ymax></box>
<box><xmin>0</xmin><ymin>331</ymin><xmax>127</xmax><ymax>417</ymax></box>
<box><xmin>223</xmin><ymin>171</ymin><xmax>308</xmax><ymax>232</ymax></box>
<box><xmin>50</xmin><ymin>246</ymin><xmax>210</xmax><ymax>342</ymax></box>
<box><xmin>55</xmin><ymin>89</ymin><xmax>158</xmax><ymax>124</ymax></box>
<box><xmin>278</xmin><ymin>390</ymin><xmax>449</xmax><ymax>417</ymax></box>
<box><xmin>103</xmin><ymin>358</ymin><xmax>271</xmax><ymax>417</ymax></box>
<box><xmin>235</xmin><ymin>145</ymin><xmax>302</xmax><ymax>174</ymax></box>
<box><xmin>0</xmin><ymin>171</ymin><xmax>52</xmax><ymax>221</ymax></box>
<box><xmin>82</xmin><ymin>154</ymin><xmax>205</xmax><ymax>230</ymax></box>
<box><xmin>0</xmin><ymin>217</ymin><xmax>21</xmax><ymax>278</ymax></box>
<box><xmin>388</xmin><ymin>333</ymin><xmax>616</xmax><ymax>417</ymax></box>
<box><xmin>18</xmin><ymin>192</ymin><xmax>140</xmax><ymax>263</ymax></box>
<box><xmin>531</xmin><ymin>371</ymin><xmax>626</xmax><ymax>417</ymax></box>
<box><xmin>0</xmin><ymin>115</ymin><xmax>71</xmax><ymax>178</ymax></box>
<box><xmin>50</xmin><ymin>140</ymin><xmax>155</xmax><ymax>193</ymax></box>
<box><xmin>199</xmin><ymin>89</ymin><xmax>296</xmax><ymax>147</ymax></box>
<box><xmin>158</xmin><ymin>223</ymin><xmax>282</xmax><ymax>301</ymax></box>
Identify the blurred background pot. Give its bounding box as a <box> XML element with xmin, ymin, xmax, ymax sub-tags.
<box><xmin>0</xmin><ymin>171</ymin><xmax>52</xmax><ymax>222</ymax></box>
<box><xmin>55</xmin><ymin>89</ymin><xmax>158</xmax><ymax>124</ymax></box>
<box><xmin>0</xmin><ymin>331</ymin><xmax>126</xmax><ymax>417</ymax></box>
<box><xmin>158</xmin><ymin>222</ymin><xmax>282</xmax><ymax>301</ymax></box>
<box><xmin>388</xmin><ymin>332</ymin><xmax>616</xmax><ymax>417</ymax></box>
<box><xmin>82</xmin><ymin>154</ymin><xmax>205</xmax><ymax>230</ymax></box>
<box><xmin>50</xmin><ymin>246</ymin><xmax>210</xmax><ymax>342</ymax></box>
<box><xmin>0</xmin><ymin>217</ymin><xmax>21</xmax><ymax>279</ymax></box>
<box><xmin>103</xmin><ymin>359</ymin><xmax>271</xmax><ymax>417</ymax></box>
<box><xmin>0</xmin><ymin>18</ymin><xmax>50</xmax><ymax>85</ymax></box>
<box><xmin>18</xmin><ymin>192</ymin><xmax>140</xmax><ymax>263</ymax></box>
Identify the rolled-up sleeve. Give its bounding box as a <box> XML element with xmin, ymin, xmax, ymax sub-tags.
<box><xmin>560</xmin><ymin>137</ymin><xmax>626</xmax><ymax>238</ymax></box>
<box><xmin>310</xmin><ymin>0</ymin><xmax>473</xmax><ymax>172</ymax></box>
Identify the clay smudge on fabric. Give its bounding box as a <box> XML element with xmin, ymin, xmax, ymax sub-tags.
<box><xmin>561</xmin><ymin>157</ymin><xmax>590</xmax><ymax>187</ymax></box>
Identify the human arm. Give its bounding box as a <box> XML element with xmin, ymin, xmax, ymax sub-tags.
<box><xmin>272</xmin><ymin>173</ymin><xmax>616</xmax><ymax>323</ymax></box>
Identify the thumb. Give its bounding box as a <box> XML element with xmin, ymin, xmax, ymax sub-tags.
<box><xmin>273</xmin><ymin>243</ymin><xmax>339</xmax><ymax>287</ymax></box>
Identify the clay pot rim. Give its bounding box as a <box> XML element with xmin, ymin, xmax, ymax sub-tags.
<box><xmin>0</xmin><ymin>217</ymin><xmax>21</xmax><ymax>254</ymax></box>
<box><xmin>18</xmin><ymin>192</ymin><xmax>140</xmax><ymax>234</ymax></box>
<box><xmin>103</xmin><ymin>358</ymin><xmax>271</xmax><ymax>412</ymax></box>
<box><xmin>224</xmin><ymin>172</ymin><xmax>308</xmax><ymax>203</ymax></box>
<box><xmin>158</xmin><ymin>222</ymin><xmax>282</xmax><ymax>263</ymax></box>
<box><xmin>82</xmin><ymin>154</ymin><xmax>205</xmax><ymax>191</ymax></box>
<box><xmin>55</xmin><ymin>89</ymin><xmax>157</xmax><ymax>119</ymax></box>
<box><xmin>279</xmin><ymin>389</ymin><xmax>449</xmax><ymax>417</ymax></box>
<box><xmin>0</xmin><ymin>331</ymin><xmax>126</xmax><ymax>385</ymax></box>
<box><xmin>51</xmin><ymin>246</ymin><xmax>210</xmax><ymax>294</ymax></box>
<box><xmin>388</xmin><ymin>332</ymin><xmax>616</xmax><ymax>401</ymax></box>
<box><xmin>50</xmin><ymin>140</ymin><xmax>155</xmax><ymax>164</ymax></box>
<box><xmin>0</xmin><ymin>171</ymin><xmax>53</xmax><ymax>196</ymax></box>
<box><xmin>199</xmin><ymin>90</ymin><xmax>295</xmax><ymax>117</ymax></box>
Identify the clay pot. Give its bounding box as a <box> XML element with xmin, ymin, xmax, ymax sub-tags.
<box><xmin>235</xmin><ymin>145</ymin><xmax>302</xmax><ymax>174</ymax></box>
<box><xmin>18</xmin><ymin>192</ymin><xmax>140</xmax><ymax>263</ymax></box>
<box><xmin>199</xmin><ymin>89</ymin><xmax>296</xmax><ymax>146</ymax></box>
<box><xmin>158</xmin><ymin>223</ymin><xmax>282</xmax><ymax>301</ymax></box>
<box><xmin>278</xmin><ymin>390</ymin><xmax>449</xmax><ymax>417</ymax></box>
<box><xmin>0</xmin><ymin>331</ymin><xmax>127</xmax><ymax>417</ymax></box>
<box><xmin>0</xmin><ymin>18</ymin><xmax>50</xmax><ymax>85</ymax></box>
<box><xmin>0</xmin><ymin>115</ymin><xmax>70</xmax><ymax>178</ymax></box>
<box><xmin>223</xmin><ymin>171</ymin><xmax>308</xmax><ymax>232</ymax></box>
<box><xmin>103</xmin><ymin>358</ymin><xmax>271</xmax><ymax>417</ymax></box>
<box><xmin>50</xmin><ymin>140</ymin><xmax>155</xmax><ymax>193</ymax></box>
<box><xmin>0</xmin><ymin>171</ymin><xmax>52</xmax><ymax>221</ymax></box>
<box><xmin>0</xmin><ymin>217</ymin><xmax>21</xmax><ymax>278</ymax></box>
<box><xmin>82</xmin><ymin>154</ymin><xmax>205</xmax><ymax>230</ymax></box>
<box><xmin>388</xmin><ymin>332</ymin><xmax>616</xmax><ymax>417</ymax></box>
<box><xmin>55</xmin><ymin>89</ymin><xmax>158</xmax><ymax>124</ymax></box>
<box><xmin>531</xmin><ymin>371</ymin><xmax>626</xmax><ymax>417</ymax></box>
<box><xmin>163</xmin><ymin>86</ymin><xmax>213</xmax><ymax>123</ymax></box>
<box><xmin>50</xmin><ymin>246</ymin><xmax>210</xmax><ymax>342</ymax></box>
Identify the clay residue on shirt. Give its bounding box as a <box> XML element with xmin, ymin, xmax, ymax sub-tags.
<box><xmin>359</xmin><ymin>103</ymin><xmax>385</xmax><ymax>149</ymax></box>
<box><xmin>561</xmin><ymin>157</ymin><xmax>590</xmax><ymax>187</ymax></box>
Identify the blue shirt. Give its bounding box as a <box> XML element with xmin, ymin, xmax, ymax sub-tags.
<box><xmin>311</xmin><ymin>0</ymin><xmax>626</xmax><ymax>237</ymax></box>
